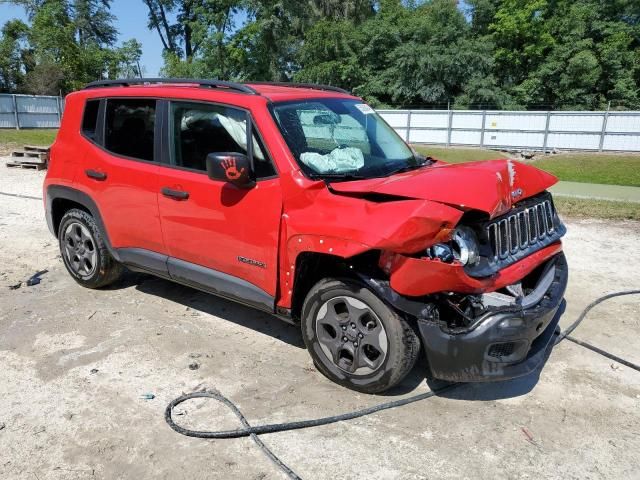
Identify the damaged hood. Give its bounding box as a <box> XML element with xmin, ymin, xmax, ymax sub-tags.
<box><xmin>328</xmin><ymin>159</ymin><xmax>558</xmax><ymax>218</ymax></box>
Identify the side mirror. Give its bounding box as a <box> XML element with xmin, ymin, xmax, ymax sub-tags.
<box><xmin>206</xmin><ymin>152</ymin><xmax>255</xmax><ymax>188</ymax></box>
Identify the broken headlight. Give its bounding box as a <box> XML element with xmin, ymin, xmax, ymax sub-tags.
<box><xmin>427</xmin><ymin>226</ymin><xmax>480</xmax><ymax>266</ymax></box>
<box><xmin>451</xmin><ymin>226</ymin><xmax>480</xmax><ymax>266</ymax></box>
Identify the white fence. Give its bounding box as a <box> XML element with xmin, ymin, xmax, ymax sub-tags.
<box><xmin>3</xmin><ymin>96</ymin><xmax>640</xmax><ymax>152</ymax></box>
<box><xmin>378</xmin><ymin>109</ymin><xmax>640</xmax><ymax>152</ymax></box>
<box><xmin>0</xmin><ymin>94</ymin><xmax>63</xmax><ymax>129</ymax></box>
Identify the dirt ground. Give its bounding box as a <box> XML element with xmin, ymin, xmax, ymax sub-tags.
<box><xmin>1</xmin><ymin>166</ymin><xmax>639</xmax><ymax>480</ymax></box>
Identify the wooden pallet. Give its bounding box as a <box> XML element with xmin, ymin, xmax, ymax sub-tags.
<box><xmin>6</xmin><ymin>144</ymin><xmax>50</xmax><ymax>170</ymax></box>
<box><xmin>10</xmin><ymin>150</ymin><xmax>49</xmax><ymax>162</ymax></box>
<box><xmin>6</xmin><ymin>160</ymin><xmax>47</xmax><ymax>170</ymax></box>
<box><xmin>23</xmin><ymin>145</ymin><xmax>51</xmax><ymax>154</ymax></box>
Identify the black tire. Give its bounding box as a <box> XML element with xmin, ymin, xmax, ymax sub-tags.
<box><xmin>301</xmin><ymin>278</ymin><xmax>420</xmax><ymax>393</ymax></box>
<box><xmin>58</xmin><ymin>208</ymin><xmax>123</xmax><ymax>289</ymax></box>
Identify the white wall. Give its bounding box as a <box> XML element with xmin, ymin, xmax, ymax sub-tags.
<box><xmin>377</xmin><ymin>109</ymin><xmax>640</xmax><ymax>152</ymax></box>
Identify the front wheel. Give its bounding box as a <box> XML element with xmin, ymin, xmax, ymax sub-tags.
<box><xmin>301</xmin><ymin>278</ymin><xmax>420</xmax><ymax>393</ymax></box>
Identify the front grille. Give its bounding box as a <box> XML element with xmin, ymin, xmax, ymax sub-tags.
<box><xmin>487</xmin><ymin>342</ymin><xmax>516</xmax><ymax>359</ymax></box>
<box><xmin>487</xmin><ymin>198</ymin><xmax>556</xmax><ymax>260</ymax></box>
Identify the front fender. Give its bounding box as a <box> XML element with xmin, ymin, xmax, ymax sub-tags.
<box><xmin>276</xmin><ymin>187</ymin><xmax>465</xmax><ymax>309</ymax></box>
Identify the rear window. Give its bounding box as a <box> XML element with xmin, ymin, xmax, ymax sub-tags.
<box><xmin>104</xmin><ymin>99</ymin><xmax>156</xmax><ymax>161</ymax></box>
<box><xmin>81</xmin><ymin>100</ymin><xmax>100</xmax><ymax>140</ymax></box>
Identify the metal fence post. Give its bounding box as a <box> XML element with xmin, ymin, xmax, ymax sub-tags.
<box><xmin>405</xmin><ymin>110</ymin><xmax>412</xmax><ymax>143</ymax></box>
<box><xmin>542</xmin><ymin>111</ymin><xmax>551</xmax><ymax>153</ymax></box>
<box><xmin>480</xmin><ymin>110</ymin><xmax>487</xmax><ymax>147</ymax></box>
<box><xmin>12</xmin><ymin>94</ymin><xmax>20</xmax><ymax>130</ymax></box>
<box><xmin>446</xmin><ymin>107</ymin><xmax>453</xmax><ymax>147</ymax></box>
<box><xmin>56</xmin><ymin>96</ymin><xmax>62</xmax><ymax>125</ymax></box>
<box><xmin>599</xmin><ymin>103</ymin><xmax>610</xmax><ymax>152</ymax></box>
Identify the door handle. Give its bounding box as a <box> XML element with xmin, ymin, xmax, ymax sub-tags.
<box><xmin>161</xmin><ymin>187</ymin><xmax>189</xmax><ymax>200</ymax></box>
<box><xmin>85</xmin><ymin>169</ymin><xmax>107</xmax><ymax>181</ymax></box>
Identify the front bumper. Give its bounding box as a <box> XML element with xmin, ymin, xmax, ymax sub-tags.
<box><xmin>418</xmin><ymin>252</ymin><xmax>568</xmax><ymax>382</ymax></box>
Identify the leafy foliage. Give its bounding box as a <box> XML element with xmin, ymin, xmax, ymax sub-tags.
<box><xmin>1</xmin><ymin>0</ymin><xmax>638</xmax><ymax>107</ymax></box>
<box><xmin>2</xmin><ymin>0</ymin><xmax>143</xmax><ymax>93</ymax></box>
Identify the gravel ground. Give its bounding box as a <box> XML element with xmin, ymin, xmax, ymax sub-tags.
<box><xmin>1</xmin><ymin>166</ymin><xmax>639</xmax><ymax>480</ymax></box>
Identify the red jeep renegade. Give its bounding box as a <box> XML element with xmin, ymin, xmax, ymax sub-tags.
<box><xmin>44</xmin><ymin>79</ymin><xmax>568</xmax><ymax>393</ymax></box>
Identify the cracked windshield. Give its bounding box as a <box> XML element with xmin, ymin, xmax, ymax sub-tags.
<box><xmin>272</xmin><ymin>99</ymin><xmax>423</xmax><ymax>179</ymax></box>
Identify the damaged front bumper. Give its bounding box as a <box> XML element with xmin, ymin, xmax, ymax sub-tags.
<box><xmin>361</xmin><ymin>251</ymin><xmax>568</xmax><ymax>382</ymax></box>
<box><xmin>418</xmin><ymin>253</ymin><xmax>568</xmax><ymax>382</ymax></box>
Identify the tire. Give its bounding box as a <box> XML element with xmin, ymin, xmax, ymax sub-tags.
<box><xmin>58</xmin><ymin>208</ymin><xmax>123</xmax><ymax>289</ymax></box>
<box><xmin>301</xmin><ymin>278</ymin><xmax>420</xmax><ymax>393</ymax></box>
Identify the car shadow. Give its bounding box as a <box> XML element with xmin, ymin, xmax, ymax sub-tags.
<box><xmin>107</xmin><ymin>270</ymin><xmax>560</xmax><ymax>401</ymax></box>
<box><xmin>108</xmin><ymin>270</ymin><xmax>305</xmax><ymax>349</ymax></box>
<box><xmin>382</xmin><ymin>350</ymin><xmax>548</xmax><ymax>398</ymax></box>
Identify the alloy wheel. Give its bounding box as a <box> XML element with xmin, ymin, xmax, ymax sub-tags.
<box><xmin>63</xmin><ymin>222</ymin><xmax>97</xmax><ymax>279</ymax></box>
<box><xmin>315</xmin><ymin>296</ymin><xmax>388</xmax><ymax>375</ymax></box>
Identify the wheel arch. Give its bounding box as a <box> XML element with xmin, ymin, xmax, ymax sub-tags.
<box><xmin>46</xmin><ymin>185</ymin><xmax>120</xmax><ymax>261</ymax></box>
<box><xmin>290</xmin><ymin>250</ymin><xmax>382</xmax><ymax>322</ymax></box>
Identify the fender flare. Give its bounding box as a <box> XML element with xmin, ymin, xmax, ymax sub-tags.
<box><xmin>46</xmin><ymin>185</ymin><xmax>121</xmax><ymax>262</ymax></box>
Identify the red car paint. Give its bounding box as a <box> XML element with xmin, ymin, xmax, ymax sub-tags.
<box><xmin>45</xmin><ymin>83</ymin><xmax>561</xmax><ymax>312</ymax></box>
<box><xmin>381</xmin><ymin>242</ymin><xmax>563</xmax><ymax>297</ymax></box>
<box><xmin>328</xmin><ymin>159</ymin><xmax>558</xmax><ymax>218</ymax></box>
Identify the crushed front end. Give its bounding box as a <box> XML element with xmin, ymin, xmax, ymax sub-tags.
<box><xmin>375</xmin><ymin>191</ymin><xmax>568</xmax><ymax>382</ymax></box>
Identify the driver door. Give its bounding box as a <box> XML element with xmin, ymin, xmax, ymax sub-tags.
<box><xmin>156</xmin><ymin>100</ymin><xmax>282</xmax><ymax>310</ymax></box>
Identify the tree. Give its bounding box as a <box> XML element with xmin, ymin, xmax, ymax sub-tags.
<box><xmin>143</xmin><ymin>0</ymin><xmax>242</xmax><ymax>79</ymax></box>
<box><xmin>11</xmin><ymin>0</ymin><xmax>117</xmax><ymax>47</ymax></box>
<box><xmin>24</xmin><ymin>61</ymin><xmax>66</xmax><ymax>95</ymax></box>
<box><xmin>489</xmin><ymin>0</ymin><xmax>640</xmax><ymax>109</ymax></box>
<box><xmin>73</xmin><ymin>0</ymin><xmax>117</xmax><ymax>47</ymax></box>
<box><xmin>26</xmin><ymin>0</ymin><xmax>79</xmax><ymax>92</ymax></box>
<box><xmin>295</xmin><ymin>19</ymin><xmax>366</xmax><ymax>88</ymax></box>
<box><xmin>110</xmin><ymin>39</ymin><xmax>144</xmax><ymax>78</ymax></box>
<box><xmin>297</xmin><ymin>0</ymin><xmax>499</xmax><ymax>107</ymax></box>
<box><xmin>464</xmin><ymin>0</ymin><xmax>500</xmax><ymax>35</ymax></box>
<box><xmin>143</xmin><ymin>0</ymin><xmax>238</xmax><ymax>59</ymax></box>
<box><xmin>7</xmin><ymin>0</ymin><xmax>141</xmax><ymax>93</ymax></box>
<box><xmin>0</xmin><ymin>19</ymin><xmax>30</xmax><ymax>92</ymax></box>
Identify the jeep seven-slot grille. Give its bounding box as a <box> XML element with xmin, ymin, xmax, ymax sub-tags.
<box><xmin>487</xmin><ymin>199</ymin><xmax>555</xmax><ymax>260</ymax></box>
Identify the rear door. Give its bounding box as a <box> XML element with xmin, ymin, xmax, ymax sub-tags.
<box><xmin>78</xmin><ymin>97</ymin><xmax>165</xmax><ymax>262</ymax></box>
<box><xmin>156</xmin><ymin>100</ymin><xmax>282</xmax><ymax>310</ymax></box>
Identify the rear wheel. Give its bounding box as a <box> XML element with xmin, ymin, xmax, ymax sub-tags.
<box><xmin>301</xmin><ymin>278</ymin><xmax>420</xmax><ymax>393</ymax></box>
<box><xmin>58</xmin><ymin>208</ymin><xmax>123</xmax><ymax>288</ymax></box>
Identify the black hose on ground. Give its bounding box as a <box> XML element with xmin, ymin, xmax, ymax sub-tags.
<box><xmin>165</xmin><ymin>386</ymin><xmax>456</xmax><ymax>480</ymax></box>
<box><xmin>165</xmin><ymin>290</ymin><xmax>640</xmax><ymax>479</ymax></box>
<box><xmin>555</xmin><ymin>290</ymin><xmax>640</xmax><ymax>343</ymax></box>
<box><xmin>557</xmin><ymin>290</ymin><xmax>640</xmax><ymax>373</ymax></box>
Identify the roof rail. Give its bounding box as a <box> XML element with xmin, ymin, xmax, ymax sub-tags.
<box><xmin>248</xmin><ymin>81</ymin><xmax>350</xmax><ymax>94</ymax></box>
<box><xmin>83</xmin><ymin>78</ymin><xmax>259</xmax><ymax>95</ymax></box>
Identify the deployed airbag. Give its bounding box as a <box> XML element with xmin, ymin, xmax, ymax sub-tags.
<box><xmin>300</xmin><ymin>147</ymin><xmax>364</xmax><ymax>173</ymax></box>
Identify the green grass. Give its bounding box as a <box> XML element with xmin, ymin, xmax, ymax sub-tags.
<box><xmin>414</xmin><ymin>145</ymin><xmax>640</xmax><ymax>187</ymax></box>
<box><xmin>412</xmin><ymin>145</ymin><xmax>640</xmax><ymax>220</ymax></box>
<box><xmin>413</xmin><ymin>145</ymin><xmax>504</xmax><ymax>163</ymax></box>
<box><xmin>531</xmin><ymin>153</ymin><xmax>640</xmax><ymax>187</ymax></box>
<box><xmin>554</xmin><ymin>197</ymin><xmax>640</xmax><ymax>221</ymax></box>
<box><xmin>0</xmin><ymin>129</ymin><xmax>58</xmax><ymax>152</ymax></box>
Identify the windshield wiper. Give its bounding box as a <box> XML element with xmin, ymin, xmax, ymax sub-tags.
<box><xmin>385</xmin><ymin>156</ymin><xmax>434</xmax><ymax>176</ymax></box>
<box><xmin>307</xmin><ymin>172</ymin><xmax>368</xmax><ymax>181</ymax></box>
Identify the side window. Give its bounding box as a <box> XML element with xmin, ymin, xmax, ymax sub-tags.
<box><xmin>170</xmin><ymin>101</ymin><xmax>276</xmax><ymax>178</ymax></box>
<box><xmin>104</xmin><ymin>99</ymin><xmax>156</xmax><ymax>161</ymax></box>
<box><xmin>81</xmin><ymin>99</ymin><xmax>100</xmax><ymax>141</ymax></box>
